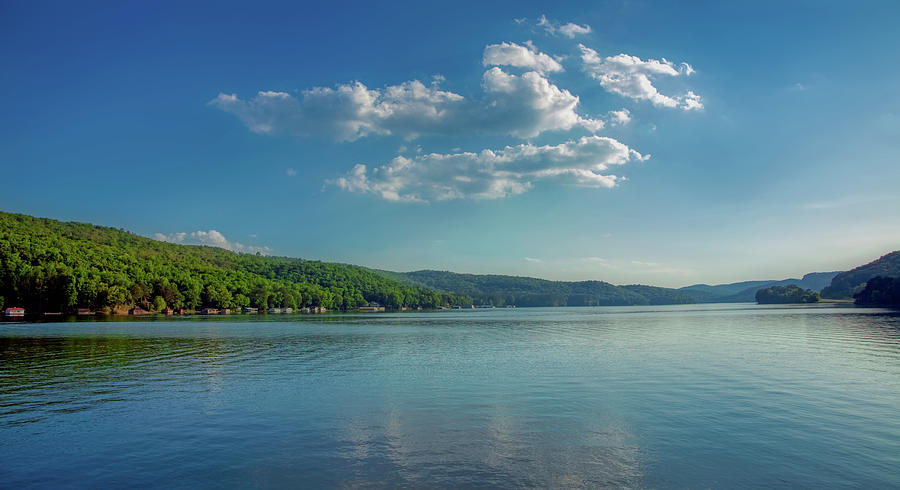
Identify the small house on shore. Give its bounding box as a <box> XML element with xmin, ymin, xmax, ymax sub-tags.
<box><xmin>201</xmin><ymin>308</ymin><xmax>219</xmax><ymax>315</ymax></box>
<box><xmin>76</xmin><ymin>308</ymin><xmax>93</xmax><ymax>316</ymax></box>
<box><xmin>129</xmin><ymin>307</ymin><xmax>148</xmax><ymax>315</ymax></box>
<box><xmin>162</xmin><ymin>308</ymin><xmax>173</xmax><ymax>315</ymax></box>
<box><xmin>268</xmin><ymin>307</ymin><xmax>281</xmax><ymax>314</ymax></box>
<box><xmin>242</xmin><ymin>307</ymin><xmax>258</xmax><ymax>314</ymax></box>
<box><xmin>358</xmin><ymin>302</ymin><xmax>385</xmax><ymax>313</ymax></box>
<box><xmin>4</xmin><ymin>307</ymin><xmax>25</xmax><ymax>317</ymax></box>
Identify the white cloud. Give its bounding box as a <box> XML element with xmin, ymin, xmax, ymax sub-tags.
<box><xmin>482</xmin><ymin>41</ymin><xmax>563</xmax><ymax>74</ymax></box>
<box><xmin>286</xmin><ymin>167</ymin><xmax>297</xmax><ymax>177</ymax></box>
<box><xmin>607</xmin><ymin>108</ymin><xmax>631</xmax><ymax>126</ymax></box>
<box><xmin>579</xmin><ymin>45</ymin><xmax>703</xmax><ymax>110</ymax></box>
<box><xmin>480</xmin><ymin>67</ymin><xmax>604</xmax><ymax>137</ymax></box>
<box><xmin>524</xmin><ymin>256</ymin><xmax>543</xmax><ymax>263</ymax></box>
<box><xmin>579</xmin><ymin>256</ymin><xmax>615</xmax><ymax>268</ymax></box>
<box><xmin>537</xmin><ymin>15</ymin><xmax>591</xmax><ymax>38</ymax></box>
<box><xmin>212</xmin><ymin>66</ymin><xmax>603</xmax><ymax>140</ymax></box>
<box><xmin>332</xmin><ymin>135</ymin><xmax>648</xmax><ymax>202</ymax></box>
<box><xmin>153</xmin><ymin>230</ymin><xmax>272</xmax><ymax>255</ymax></box>
<box><xmin>631</xmin><ymin>260</ymin><xmax>661</xmax><ymax>267</ymax></box>
<box><xmin>681</xmin><ymin>91</ymin><xmax>703</xmax><ymax>110</ymax></box>
<box><xmin>210</xmin><ymin>80</ymin><xmax>465</xmax><ymax>142</ymax></box>
<box><xmin>559</xmin><ymin>23</ymin><xmax>592</xmax><ymax>38</ymax></box>
<box><xmin>629</xmin><ymin>260</ymin><xmax>691</xmax><ymax>275</ymax></box>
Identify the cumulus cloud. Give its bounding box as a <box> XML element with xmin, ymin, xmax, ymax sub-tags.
<box><xmin>537</xmin><ymin>15</ymin><xmax>591</xmax><ymax>38</ymax></box>
<box><xmin>579</xmin><ymin>45</ymin><xmax>703</xmax><ymax>110</ymax></box>
<box><xmin>210</xmin><ymin>80</ymin><xmax>465</xmax><ymax>142</ymax></box>
<box><xmin>212</xmin><ymin>67</ymin><xmax>603</xmax><ymax>140</ymax></box>
<box><xmin>286</xmin><ymin>167</ymin><xmax>297</xmax><ymax>177</ymax></box>
<box><xmin>332</xmin><ymin>135</ymin><xmax>648</xmax><ymax>202</ymax></box>
<box><xmin>479</xmin><ymin>67</ymin><xmax>604</xmax><ymax>136</ymax></box>
<box><xmin>482</xmin><ymin>41</ymin><xmax>563</xmax><ymax>74</ymax></box>
<box><xmin>680</xmin><ymin>91</ymin><xmax>703</xmax><ymax>110</ymax></box>
<box><xmin>153</xmin><ymin>230</ymin><xmax>272</xmax><ymax>255</ymax></box>
<box><xmin>607</xmin><ymin>109</ymin><xmax>631</xmax><ymax>126</ymax></box>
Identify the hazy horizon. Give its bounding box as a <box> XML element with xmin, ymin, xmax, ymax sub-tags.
<box><xmin>3</xmin><ymin>1</ymin><xmax>899</xmax><ymax>288</ymax></box>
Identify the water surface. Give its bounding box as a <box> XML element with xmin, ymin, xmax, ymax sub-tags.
<box><xmin>2</xmin><ymin>304</ymin><xmax>899</xmax><ymax>488</ymax></box>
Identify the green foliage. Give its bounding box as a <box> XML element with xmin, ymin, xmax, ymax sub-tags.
<box><xmin>0</xmin><ymin>212</ymin><xmax>465</xmax><ymax>313</ymax></box>
<box><xmin>853</xmin><ymin>276</ymin><xmax>900</xmax><ymax>305</ymax></box>
<box><xmin>151</xmin><ymin>295</ymin><xmax>167</xmax><ymax>311</ymax></box>
<box><xmin>755</xmin><ymin>285</ymin><xmax>820</xmax><ymax>304</ymax></box>
<box><xmin>376</xmin><ymin>270</ymin><xmax>696</xmax><ymax>306</ymax></box>
<box><xmin>822</xmin><ymin>251</ymin><xmax>900</xmax><ymax>299</ymax></box>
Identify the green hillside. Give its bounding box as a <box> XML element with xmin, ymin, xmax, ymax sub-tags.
<box><xmin>821</xmin><ymin>251</ymin><xmax>900</xmax><ymax>299</ymax></box>
<box><xmin>374</xmin><ymin>269</ymin><xmax>696</xmax><ymax>306</ymax></box>
<box><xmin>853</xmin><ymin>276</ymin><xmax>900</xmax><ymax>305</ymax></box>
<box><xmin>619</xmin><ymin>285</ymin><xmax>698</xmax><ymax>305</ymax></box>
<box><xmin>0</xmin><ymin>212</ymin><xmax>465</xmax><ymax>313</ymax></box>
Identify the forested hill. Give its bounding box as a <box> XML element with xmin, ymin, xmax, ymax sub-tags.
<box><xmin>677</xmin><ymin>271</ymin><xmax>842</xmax><ymax>303</ymax></box>
<box><xmin>0</xmin><ymin>212</ymin><xmax>466</xmax><ymax>313</ymax></box>
<box><xmin>373</xmin><ymin>269</ymin><xmax>697</xmax><ymax>306</ymax></box>
<box><xmin>821</xmin><ymin>251</ymin><xmax>900</xmax><ymax>299</ymax></box>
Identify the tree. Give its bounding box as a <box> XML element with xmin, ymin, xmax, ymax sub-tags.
<box><xmin>204</xmin><ymin>284</ymin><xmax>232</xmax><ymax>309</ymax></box>
<box><xmin>151</xmin><ymin>295</ymin><xmax>167</xmax><ymax>311</ymax></box>
<box><xmin>233</xmin><ymin>293</ymin><xmax>251</xmax><ymax>308</ymax></box>
<box><xmin>131</xmin><ymin>282</ymin><xmax>150</xmax><ymax>307</ymax></box>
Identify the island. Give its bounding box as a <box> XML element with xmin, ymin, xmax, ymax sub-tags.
<box><xmin>755</xmin><ymin>285</ymin><xmax>820</xmax><ymax>304</ymax></box>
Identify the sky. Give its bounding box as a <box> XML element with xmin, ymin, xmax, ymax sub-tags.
<box><xmin>2</xmin><ymin>0</ymin><xmax>899</xmax><ymax>288</ymax></box>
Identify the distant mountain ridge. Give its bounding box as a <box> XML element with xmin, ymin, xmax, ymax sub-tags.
<box><xmin>374</xmin><ymin>269</ymin><xmax>697</xmax><ymax>307</ymax></box>
<box><xmin>380</xmin><ymin>269</ymin><xmax>844</xmax><ymax>306</ymax></box>
<box><xmin>677</xmin><ymin>271</ymin><xmax>842</xmax><ymax>303</ymax></box>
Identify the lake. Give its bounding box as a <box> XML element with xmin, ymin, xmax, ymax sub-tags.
<box><xmin>1</xmin><ymin>304</ymin><xmax>899</xmax><ymax>488</ymax></box>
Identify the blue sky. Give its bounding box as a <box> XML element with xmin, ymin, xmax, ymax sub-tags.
<box><xmin>2</xmin><ymin>0</ymin><xmax>899</xmax><ymax>287</ymax></box>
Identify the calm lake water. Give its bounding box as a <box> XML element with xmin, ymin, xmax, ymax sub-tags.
<box><xmin>1</xmin><ymin>304</ymin><xmax>899</xmax><ymax>488</ymax></box>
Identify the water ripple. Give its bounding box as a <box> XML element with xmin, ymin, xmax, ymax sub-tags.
<box><xmin>1</xmin><ymin>304</ymin><xmax>899</xmax><ymax>488</ymax></box>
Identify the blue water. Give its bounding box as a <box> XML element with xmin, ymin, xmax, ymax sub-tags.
<box><xmin>1</xmin><ymin>304</ymin><xmax>899</xmax><ymax>488</ymax></box>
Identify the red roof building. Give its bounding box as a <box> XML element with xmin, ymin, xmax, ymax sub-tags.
<box><xmin>3</xmin><ymin>307</ymin><xmax>24</xmax><ymax>317</ymax></box>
